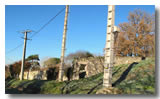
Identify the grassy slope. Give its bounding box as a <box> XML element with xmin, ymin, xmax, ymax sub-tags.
<box><xmin>5</xmin><ymin>58</ymin><xmax>155</xmax><ymax>94</ymax></box>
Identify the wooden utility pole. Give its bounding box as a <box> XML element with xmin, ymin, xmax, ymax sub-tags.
<box><xmin>59</xmin><ymin>5</ymin><xmax>69</xmax><ymax>81</ymax></box>
<box><xmin>20</xmin><ymin>30</ymin><xmax>31</xmax><ymax>80</ymax></box>
<box><xmin>103</xmin><ymin>5</ymin><xmax>115</xmax><ymax>87</ymax></box>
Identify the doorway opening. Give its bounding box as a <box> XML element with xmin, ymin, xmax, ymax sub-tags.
<box><xmin>79</xmin><ymin>64</ymin><xmax>86</xmax><ymax>79</ymax></box>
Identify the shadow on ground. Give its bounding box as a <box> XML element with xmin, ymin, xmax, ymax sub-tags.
<box><xmin>6</xmin><ymin>80</ymin><xmax>46</xmax><ymax>94</ymax></box>
<box><xmin>5</xmin><ymin>62</ymin><xmax>139</xmax><ymax>94</ymax></box>
<box><xmin>112</xmin><ymin>62</ymin><xmax>138</xmax><ymax>87</ymax></box>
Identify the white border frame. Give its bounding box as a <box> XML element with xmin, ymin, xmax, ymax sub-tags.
<box><xmin>0</xmin><ymin>0</ymin><xmax>160</xmax><ymax>99</ymax></box>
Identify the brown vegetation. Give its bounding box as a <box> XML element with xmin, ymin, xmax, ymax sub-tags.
<box><xmin>115</xmin><ymin>9</ymin><xmax>155</xmax><ymax>57</ymax></box>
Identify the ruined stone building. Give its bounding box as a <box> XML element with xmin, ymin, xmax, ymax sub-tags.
<box><xmin>22</xmin><ymin>57</ymin><xmax>141</xmax><ymax>81</ymax></box>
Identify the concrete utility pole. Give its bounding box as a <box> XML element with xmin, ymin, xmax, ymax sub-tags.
<box><xmin>103</xmin><ymin>5</ymin><xmax>119</xmax><ymax>87</ymax></box>
<box><xmin>20</xmin><ymin>30</ymin><xmax>31</xmax><ymax>80</ymax></box>
<box><xmin>59</xmin><ymin>5</ymin><xmax>69</xmax><ymax>81</ymax></box>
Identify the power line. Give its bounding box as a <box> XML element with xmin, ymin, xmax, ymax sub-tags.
<box><xmin>6</xmin><ymin>43</ymin><xmax>23</xmax><ymax>54</ymax></box>
<box><xmin>6</xmin><ymin>7</ymin><xmax>65</xmax><ymax>55</ymax></box>
<box><xmin>6</xmin><ymin>56</ymin><xmax>15</xmax><ymax>63</ymax></box>
<box><xmin>30</xmin><ymin>7</ymin><xmax>65</xmax><ymax>38</ymax></box>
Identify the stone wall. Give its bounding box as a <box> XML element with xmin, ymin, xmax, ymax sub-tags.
<box><xmin>22</xmin><ymin>57</ymin><xmax>141</xmax><ymax>81</ymax></box>
<box><xmin>71</xmin><ymin>57</ymin><xmax>141</xmax><ymax>80</ymax></box>
<box><xmin>72</xmin><ymin>57</ymin><xmax>104</xmax><ymax>80</ymax></box>
<box><xmin>115</xmin><ymin>57</ymin><xmax>141</xmax><ymax>66</ymax></box>
<box><xmin>23</xmin><ymin>70</ymin><xmax>47</xmax><ymax>80</ymax></box>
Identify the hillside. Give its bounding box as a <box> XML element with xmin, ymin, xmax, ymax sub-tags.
<box><xmin>5</xmin><ymin>58</ymin><xmax>155</xmax><ymax>94</ymax></box>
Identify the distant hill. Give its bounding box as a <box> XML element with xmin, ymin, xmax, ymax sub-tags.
<box><xmin>5</xmin><ymin>58</ymin><xmax>155</xmax><ymax>94</ymax></box>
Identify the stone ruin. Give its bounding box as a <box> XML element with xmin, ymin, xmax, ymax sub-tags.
<box><xmin>71</xmin><ymin>57</ymin><xmax>104</xmax><ymax>80</ymax></box>
<box><xmin>22</xmin><ymin>57</ymin><xmax>141</xmax><ymax>81</ymax></box>
<box><xmin>22</xmin><ymin>57</ymin><xmax>104</xmax><ymax>81</ymax></box>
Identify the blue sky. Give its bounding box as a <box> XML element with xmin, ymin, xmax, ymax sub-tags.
<box><xmin>5</xmin><ymin>5</ymin><xmax>155</xmax><ymax>64</ymax></box>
